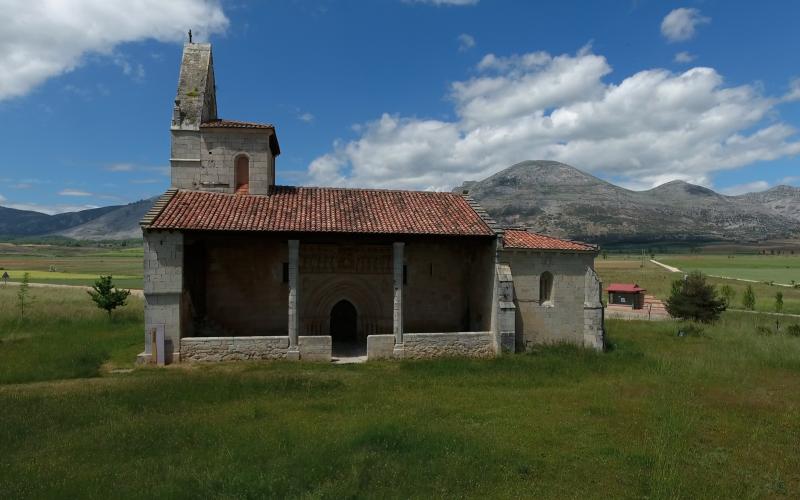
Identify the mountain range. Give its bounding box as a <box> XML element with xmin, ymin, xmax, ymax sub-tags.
<box><xmin>0</xmin><ymin>161</ymin><xmax>798</xmax><ymax>244</ymax></box>
<box><xmin>455</xmin><ymin>161</ymin><xmax>800</xmax><ymax>244</ymax></box>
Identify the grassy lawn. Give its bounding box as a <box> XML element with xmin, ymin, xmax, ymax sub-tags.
<box><xmin>2</xmin><ymin>287</ymin><xmax>800</xmax><ymax>498</ymax></box>
<box><xmin>0</xmin><ymin>243</ymin><xmax>143</xmax><ymax>289</ymax></box>
<box><xmin>596</xmin><ymin>255</ymin><xmax>800</xmax><ymax>315</ymax></box>
<box><xmin>659</xmin><ymin>254</ymin><xmax>800</xmax><ymax>285</ymax></box>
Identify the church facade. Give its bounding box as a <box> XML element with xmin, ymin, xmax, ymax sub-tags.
<box><xmin>138</xmin><ymin>42</ymin><xmax>604</xmax><ymax>364</ymax></box>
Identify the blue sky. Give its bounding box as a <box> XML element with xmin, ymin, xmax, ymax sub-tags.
<box><xmin>1</xmin><ymin>0</ymin><xmax>799</xmax><ymax>214</ymax></box>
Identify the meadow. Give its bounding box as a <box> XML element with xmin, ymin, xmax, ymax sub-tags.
<box><xmin>597</xmin><ymin>254</ymin><xmax>800</xmax><ymax>315</ymax></box>
<box><xmin>659</xmin><ymin>253</ymin><xmax>800</xmax><ymax>285</ymax></box>
<box><xmin>0</xmin><ymin>243</ymin><xmax>142</xmax><ymax>289</ymax></box>
<box><xmin>1</xmin><ymin>285</ymin><xmax>800</xmax><ymax>498</ymax></box>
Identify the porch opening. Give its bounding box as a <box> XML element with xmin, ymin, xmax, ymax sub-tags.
<box><xmin>330</xmin><ymin>299</ymin><xmax>362</xmax><ymax>356</ymax></box>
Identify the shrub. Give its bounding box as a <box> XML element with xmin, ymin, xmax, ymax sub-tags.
<box><xmin>775</xmin><ymin>292</ymin><xmax>784</xmax><ymax>314</ymax></box>
<box><xmin>665</xmin><ymin>271</ymin><xmax>726</xmax><ymax>323</ymax></box>
<box><xmin>742</xmin><ymin>285</ymin><xmax>756</xmax><ymax>311</ymax></box>
<box><xmin>87</xmin><ymin>275</ymin><xmax>131</xmax><ymax>319</ymax></box>
<box><xmin>720</xmin><ymin>285</ymin><xmax>735</xmax><ymax>307</ymax></box>
<box><xmin>787</xmin><ymin>324</ymin><xmax>800</xmax><ymax>337</ymax></box>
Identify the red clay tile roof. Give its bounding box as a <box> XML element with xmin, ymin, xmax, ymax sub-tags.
<box><xmin>502</xmin><ymin>229</ymin><xmax>596</xmax><ymax>252</ymax></box>
<box><xmin>146</xmin><ymin>187</ymin><xmax>496</xmax><ymax>236</ymax></box>
<box><xmin>607</xmin><ymin>283</ymin><xmax>646</xmax><ymax>293</ymax></box>
<box><xmin>200</xmin><ymin>119</ymin><xmax>274</xmax><ymax>129</ymax></box>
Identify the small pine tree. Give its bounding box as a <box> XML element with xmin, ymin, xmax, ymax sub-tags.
<box><xmin>665</xmin><ymin>271</ymin><xmax>727</xmax><ymax>323</ymax></box>
<box><xmin>720</xmin><ymin>285</ymin><xmax>736</xmax><ymax>307</ymax></box>
<box><xmin>88</xmin><ymin>275</ymin><xmax>131</xmax><ymax>318</ymax></box>
<box><xmin>17</xmin><ymin>272</ymin><xmax>30</xmax><ymax>317</ymax></box>
<box><xmin>742</xmin><ymin>285</ymin><xmax>756</xmax><ymax>311</ymax></box>
<box><xmin>775</xmin><ymin>291</ymin><xmax>784</xmax><ymax>314</ymax></box>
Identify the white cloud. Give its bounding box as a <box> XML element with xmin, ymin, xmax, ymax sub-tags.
<box><xmin>404</xmin><ymin>0</ymin><xmax>478</xmax><ymax>5</ymax></box>
<box><xmin>661</xmin><ymin>8</ymin><xmax>710</xmax><ymax>42</ymax></box>
<box><xmin>783</xmin><ymin>78</ymin><xmax>800</xmax><ymax>102</ymax></box>
<box><xmin>308</xmin><ymin>48</ymin><xmax>800</xmax><ymax>191</ymax></box>
<box><xmin>105</xmin><ymin>163</ymin><xmax>135</xmax><ymax>172</ymax></box>
<box><xmin>0</xmin><ymin>0</ymin><xmax>228</xmax><ymax>101</ymax></box>
<box><xmin>674</xmin><ymin>51</ymin><xmax>696</xmax><ymax>63</ymax></box>
<box><xmin>298</xmin><ymin>112</ymin><xmax>315</xmax><ymax>123</ymax></box>
<box><xmin>720</xmin><ymin>180</ymin><xmax>770</xmax><ymax>195</ymax></box>
<box><xmin>457</xmin><ymin>33</ymin><xmax>475</xmax><ymax>52</ymax></box>
<box><xmin>59</xmin><ymin>188</ymin><xmax>92</xmax><ymax>197</ymax></box>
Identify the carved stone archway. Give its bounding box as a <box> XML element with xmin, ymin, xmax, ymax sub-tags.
<box><xmin>300</xmin><ymin>275</ymin><xmax>390</xmax><ymax>340</ymax></box>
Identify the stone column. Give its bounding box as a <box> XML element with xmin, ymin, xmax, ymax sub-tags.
<box><xmin>583</xmin><ymin>266</ymin><xmax>605</xmax><ymax>351</ymax></box>
<box><xmin>392</xmin><ymin>242</ymin><xmax>405</xmax><ymax>358</ymax></box>
<box><xmin>287</xmin><ymin>239</ymin><xmax>300</xmax><ymax>360</ymax></box>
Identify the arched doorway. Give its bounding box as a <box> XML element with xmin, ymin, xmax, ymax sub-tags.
<box><xmin>330</xmin><ymin>300</ymin><xmax>360</xmax><ymax>356</ymax></box>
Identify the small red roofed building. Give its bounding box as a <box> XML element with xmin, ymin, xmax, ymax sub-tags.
<box><xmin>607</xmin><ymin>283</ymin><xmax>646</xmax><ymax>309</ymax></box>
<box><xmin>138</xmin><ymin>42</ymin><xmax>605</xmax><ymax>364</ymax></box>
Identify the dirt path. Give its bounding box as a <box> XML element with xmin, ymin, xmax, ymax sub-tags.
<box><xmin>650</xmin><ymin>259</ymin><xmax>681</xmax><ymax>273</ymax></box>
<box><xmin>1</xmin><ymin>280</ymin><xmax>143</xmax><ymax>298</ymax></box>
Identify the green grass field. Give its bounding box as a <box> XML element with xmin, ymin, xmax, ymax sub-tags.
<box><xmin>0</xmin><ymin>243</ymin><xmax>143</xmax><ymax>289</ymax></box>
<box><xmin>660</xmin><ymin>254</ymin><xmax>800</xmax><ymax>285</ymax></box>
<box><xmin>597</xmin><ymin>255</ymin><xmax>800</xmax><ymax>315</ymax></box>
<box><xmin>1</xmin><ymin>286</ymin><xmax>800</xmax><ymax>498</ymax></box>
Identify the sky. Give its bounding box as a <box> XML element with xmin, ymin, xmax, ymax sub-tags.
<box><xmin>1</xmin><ymin>0</ymin><xmax>799</xmax><ymax>214</ymax></box>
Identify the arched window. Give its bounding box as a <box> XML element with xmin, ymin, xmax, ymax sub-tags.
<box><xmin>540</xmin><ymin>271</ymin><xmax>554</xmax><ymax>304</ymax></box>
<box><xmin>235</xmin><ymin>154</ymin><xmax>249</xmax><ymax>193</ymax></box>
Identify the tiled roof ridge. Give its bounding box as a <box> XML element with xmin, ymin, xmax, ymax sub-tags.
<box><xmin>147</xmin><ymin>187</ymin><xmax>496</xmax><ymax>236</ymax></box>
<box><xmin>502</xmin><ymin>227</ymin><xmax>598</xmax><ymax>252</ymax></box>
<box><xmin>271</xmin><ymin>184</ymin><xmax>475</xmax><ymax>196</ymax></box>
<box><xmin>201</xmin><ymin>118</ymin><xmax>274</xmax><ymax>129</ymax></box>
<box><xmin>140</xmin><ymin>189</ymin><xmax>178</xmax><ymax>228</ymax></box>
<box><xmin>462</xmin><ymin>193</ymin><xmax>503</xmax><ymax>236</ymax></box>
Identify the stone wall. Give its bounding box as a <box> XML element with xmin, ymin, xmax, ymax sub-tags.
<box><xmin>298</xmin><ymin>335</ymin><xmax>332</xmax><ymax>362</ymax></box>
<box><xmin>143</xmin><ymin>231</ymin><xmax>183</xmax><ymax>357</ymax></box>
<box><xmin>170</xmin><ymin>130</ymin><xmax>201</xmax><ymax>189</ymax></box>
<box><xmin>502</xmin><ymin>250</ymin><xmax>597</xmax><ymax>350</ymax></box>
<box><xmin>403</xmin><ymin>332</ymin><xmax>495</xmax><ymax>359</ymax></box>
<box><xmin>200</xmin><ymin>128</ymin><xmax>276</xmax><ymax>194</ymax></box>
<box><xmin>180</xmin><ymin>336</ymin><xmax>289</xmax><ymax>362</ymax></box>
<box><xmin>367</xmin><ymin>334</ymin><xmax>395</xmax><ymax>360</ymax></box>
<box><xmin>404</xmin><ymin>239</ymin><xmax>495</xmax><ymax>333</ymax></box>
<box><xmin>186</xmin><ymin>233</ymin><xmax>289</xmax><ymax>336</ymax></box>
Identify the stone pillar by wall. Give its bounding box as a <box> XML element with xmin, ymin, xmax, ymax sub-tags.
<box><xmin>143</xmin><ymin>231</ymin><xmax>183</xmax><ymax>363</ymax></box>
<box><xmin>495</xmin><ymin>263</ymin><xmax>516</xmax><ymax>353</ymax></box>
<box><xmin>583</xmin><ymin>266</ymin><xmax>605</xmax><ymax>351</ymax></box>
<box><xmin>287</xmin><ymin>239</ymin><xmax>300</xmax><ymax>360</ymax></box>
<box><xmin>392</xmin><ymin>242</ymin><xmax>405</xmax><ymax>358</ymax></box>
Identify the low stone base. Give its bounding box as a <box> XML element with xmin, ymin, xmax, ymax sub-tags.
<box><xmin>403</xmin><ymin>332</ymin><xmax>495</xmax><ymax>359</ymax></box>
<box><xmin>367</xmin><ymin>334</ymin><xmax>395</xmax><ymax>360</ymax></box>
<box><xmin>299</xmin><ymin>336</ymin><xmax>332</xmax><ymax>361</ymax></box>
<box><xmin>180</xmin><ymin>336</ymin><xmax>290</xmax><ymax>362</ymax></box>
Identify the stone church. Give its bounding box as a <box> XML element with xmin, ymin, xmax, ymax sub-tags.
<box><xmin>138</xmin><ymin>42</ymin><xmax>604</xmax><ymax>364</ymax></box>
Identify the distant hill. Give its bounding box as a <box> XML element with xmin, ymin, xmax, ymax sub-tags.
<box><xmin>54</xmin><ymin>197</ymin><xmax>159</xmax><ymax>240</ymax></box>
<box><xmin>454</xmin><ymin>160</ymin><xmax>800</xmax><ymax>244</ymax></box>
<box><xmin>0</xmin><ymin>205</ymin><xmax>119</xmax><ymax>237</ymax></box>
<box><xmin>0</xmin><ymin>197</ymin><xmax>158</xmax><ymax>240</ymax></box>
